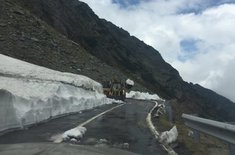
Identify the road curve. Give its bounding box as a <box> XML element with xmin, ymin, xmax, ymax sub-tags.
<box><xmin>81</xmin><ymin>99</ymin><xmax>167</xmax><ymax>155</ymax></box>
<box><xmin>0</xmin><ymin>99</ymin><xmax>167</xmax><ymax>155</ymax></box>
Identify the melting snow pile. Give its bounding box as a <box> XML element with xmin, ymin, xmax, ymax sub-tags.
<box><xmin>0</xmin><ymin>54</ymin><xmax>112</xmax><ymax>133</ymax></box>
<box><xmin>159</xmin><ymin>126</ymin><xmax>178</xmax><ymax>144</ymax></box>
<box><xmin>62</xmin><ymin>126</ymin><xmax>87</xmax><ymax>143</ymax></box>
<box><xmin>126</xmin><ymin>91</ymin><xmax>161</xmax><ymax>101</ymax></box>
<box><xmin>125</xmin><ymin>79</ymin><xmax>134</xmax><ymax>86</ymax></box>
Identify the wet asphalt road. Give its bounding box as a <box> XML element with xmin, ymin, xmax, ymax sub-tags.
<box><xmin>0</xmin><ymin>143</ymin><xmax>139</xmax><ymax>155</ymax></box>
<box><xmin>81</xmin><ymin>99</ymin><xmax>167</xmax><ymax>155</ymax></box>
<box><xmin>0</xmin><ymin>99</ymin><xmax>167</xmax><ymax>155</ymax></box>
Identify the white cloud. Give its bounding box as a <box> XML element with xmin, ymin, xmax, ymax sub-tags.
<box><xmin>80</xmin><ymin>0</ymin><xmax>235</xmax><ymax>102</ymax></box>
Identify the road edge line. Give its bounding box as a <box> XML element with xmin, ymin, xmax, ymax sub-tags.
<box><xmin>146</xmin><ymin>101</ymin><xmax>178</xmax><ymax>155</ymax></box>
<box><xmin>78</xmin><ymin>103</ymin><xmax>124</xmax><ymax>127</ymax></box>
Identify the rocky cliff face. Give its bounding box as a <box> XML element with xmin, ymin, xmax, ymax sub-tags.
<box><xmin>1</xmin><ymin>0</ymin><xmax>235</xmax><ymax>121</ymax></box>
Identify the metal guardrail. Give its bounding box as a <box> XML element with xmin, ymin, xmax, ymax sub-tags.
<box><xmin>182</xmin><ymin>113</ymin><xmax>235</xmax><ymax>155</ymax></box>
<box><xmin>182</xmin><ymin>113</ymin><xmax>235</xmax><ymax>144</ymax></box>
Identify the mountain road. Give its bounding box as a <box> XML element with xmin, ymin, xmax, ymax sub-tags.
<box><xmin>0</xmin><ymin>99</ymin><xmax>167</xmax><ymax>155</ymax></box>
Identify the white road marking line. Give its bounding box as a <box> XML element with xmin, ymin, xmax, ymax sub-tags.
<box><xmin>52</xmin><ymin>103</ymin><xmax>124</xmax><ymax>143</ymax></box>
<box><xmin>78</xmin><ymin>104</ymin><xmax>124</xmax><ymax>127</ymax></box>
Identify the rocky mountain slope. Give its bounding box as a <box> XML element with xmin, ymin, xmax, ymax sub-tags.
<box><xmin>0</xmin><ymin>0</ymin><xmax>147</xmax><ymax>90</ymax></box>
<box><xmin>19</xmin><ymin>0</ymin><xmax>182</xmax><ymax>98</ymax></box>
<box><xmin>1</xmin><ymin>0</ymin><xmax>235</xmax><ymax>122</ymax></box>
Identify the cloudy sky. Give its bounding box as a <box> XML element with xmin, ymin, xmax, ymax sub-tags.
<box><xmin>80</xmin><ymin>0</ymin><xmax>235</xmax><ymax>102</ymax></box>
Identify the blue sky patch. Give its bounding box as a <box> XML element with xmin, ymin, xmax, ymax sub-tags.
<box><xmin>112</xmin><ymin>0</ymin><xmax>141</xmax><ymax>7</ymax></box>
<box><xmin>178</xmin><ymin>39</ymin><xmax>200</xmax><ymax>61</ymax></box>
<box><xmin>178</xmin><ymin>0</ymin><xmax>235</xmax><ymax>14</ymax></box>
<box><xmin>180</xmin><ymin>39</ymin><xmax>198</xmax><ymax>52</ymax></box>
<box><xmin>113</xmin><ymin>0</ymin><xmax>235</xmax><ymax>13</ymax></box>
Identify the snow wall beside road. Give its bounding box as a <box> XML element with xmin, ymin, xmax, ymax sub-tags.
<box><xmin>0</xmin><ymin>54</ymin><xmax>111</xmax><ymax>134</ymax></box>
<box><xmin>0</xmin><ymin>85</ymin><xmax>108</xmax><ymax>133</ymax></box>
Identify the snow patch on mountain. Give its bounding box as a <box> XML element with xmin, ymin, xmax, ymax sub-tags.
<box><xmin>0</xmin><ymin>54</ymin><xmax>102</xmax><ymax>93</ymax></box>
<box><xmin>125</xmin><ymin>79</ymin><xmax>134</xmax><ymax>86</ymax></box>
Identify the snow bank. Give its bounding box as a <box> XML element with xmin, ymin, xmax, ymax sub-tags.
<box><xmin>126</xmin><ymin>91</ymin><xmax>161</xmax><ymax>100</ymax></box>
<box><xmin>126</xmin><ymin>79</ymin><xmax>134</xmax><ymax>86</ymax></box>
<box><xmin>159</xmin><ymin>126</ymin><xmax>178</xmax><ymax>144</ymax></box>
<box><xmin>0</xmin><ymin>54</ymin><xmax>112</xmax><ymax>133</ymax></box>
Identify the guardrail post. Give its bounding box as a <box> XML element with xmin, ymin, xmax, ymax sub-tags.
<box><xmin>193</xmin><ymin>129</ymin><xmax>200</xmax><ymax>143</ymax></box>
<box><xmin>230</xmin><ymin>144</ymin><xmax>235</xmax><ymax>155</ymax></box>
<box><xmin>165</xmin><ymin>101</ymin><xmax>173</xmax><ymax>123</ymax></box>
<box><xmin>20</xmin><ymin>118</ymin><xmax>26</xmax><ymax>129</ymax></box>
